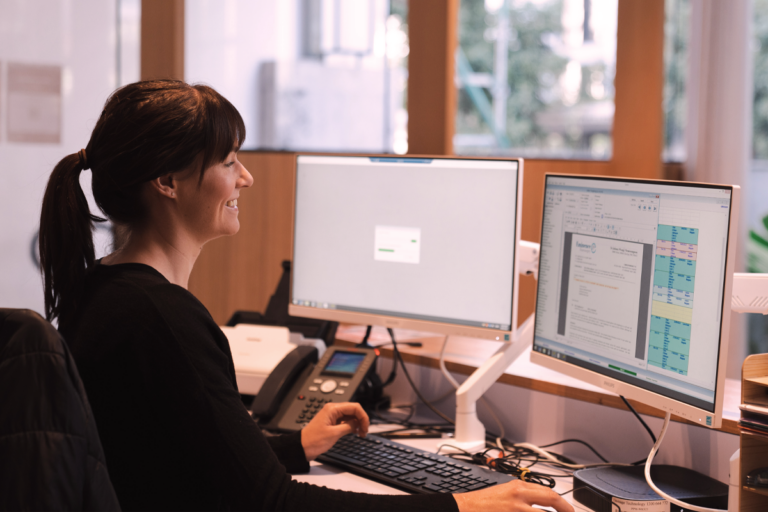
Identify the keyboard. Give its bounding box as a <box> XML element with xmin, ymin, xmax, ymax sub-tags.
<box><xmin>317</xmin><ymin>434</ymin><xmax>514</xmax><ymax>494</ymax></box>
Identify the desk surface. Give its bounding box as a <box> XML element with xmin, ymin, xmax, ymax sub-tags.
<box><xmin>292</xmin><ymin>425</ymin><xmax>578</xmax><ymax>510</ymax></box>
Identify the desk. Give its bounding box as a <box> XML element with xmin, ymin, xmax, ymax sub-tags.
<box><xmin>292</xmin><ymin>425</ymin><xmax>578</xmax><ymax>510</ymax></box>
<box><xmin>331</xmin><ymin>325</ymin><xmax>739</xmax><ymax>486</ymax></box>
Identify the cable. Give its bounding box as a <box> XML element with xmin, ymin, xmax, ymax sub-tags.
<box><xmin>539</xmin><ymin>439</ymin><xmax>609</xmax><ymax>463</ymax></box>
<box><xmin>388</xmin><ymin>328</ymin><xmax>455</xmax><ymax>425</ymax></box>
<box><xmin>644</xmin><ymin>412</ymin><xmax>725</xmax><ymax>512</ymax></box>
<box><xmin>511</xmin><ymin>442</ymin><xmax>634</xmax><ymax>470</ymax></box>
<box><xmin>436</xmin><ymin>444</ymin><xmax>557</xmax><ymax>487</ymax></box>
<box><xmin>620</xmin><ymin>396</ymin><xmax>657</xmax><ymax>444</ymax></box>
<box><xmin>438</xmin><ymin>335</ymin><xmax>506</xmax><ymax>441</ymax></box>
<box><xmin>380</xmin><ymin>328</ymin><xmax>398</xmax><ymax>387</ymax></box>
<box><xmin>356</xmin><ymin>325</ymin><xmax>374</xmax><ymax>348</ymax></box>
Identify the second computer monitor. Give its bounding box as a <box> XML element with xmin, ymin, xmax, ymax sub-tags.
<box><xmin>531</xmin><ymin>175</ymin><xmax>739</xmax><ymax>428</ymax></box>
<box><xmin>289</xmin><ymin>155</ymin><xmax>523</xmax><ymax>341</ymax></box>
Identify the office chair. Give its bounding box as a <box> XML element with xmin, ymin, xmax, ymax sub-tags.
<box><xmin>0</xmin><ymin>308</ymin><xmax>120</xmax><ymax>511</ymax></box>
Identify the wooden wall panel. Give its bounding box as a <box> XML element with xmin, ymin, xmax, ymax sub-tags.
<box><xmin>140</xmin><ymin>0</ymin><xmax>185</xmax><ymax>81</ymax></box>
<box><xmin>188</xmin><ymin>152</ymin><xmax>296</xmax><ymax>325</ymax></box>
<box><xmin>611</xmin><ymin>0</ymin><xmax>665</xmax><ymax>179</ymax></box>
<box><xmin>407</xmin><ymin>0</ymin><xmax>459</xmax><ymax>155</ymax></box>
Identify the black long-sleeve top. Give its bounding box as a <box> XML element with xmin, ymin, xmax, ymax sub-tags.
<box><xmin>62</xmin><ymin>262</ymin><xmax>458</xmax><ymax>511</ymax></box>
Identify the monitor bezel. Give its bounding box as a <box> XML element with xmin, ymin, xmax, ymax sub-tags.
<box><xmin>288</xmin><ymin>153</ymin><xmax>524</xmax><ymax>342</ymax></box>
<box><xmin>529</xmin><ymin>173</ymin><xmax>739</xmax><ymax>429</ymax></box>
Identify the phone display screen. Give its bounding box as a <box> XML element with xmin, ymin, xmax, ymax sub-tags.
<box><xmin>323</xmin><ymin>351</ymin><xmax>367</xmax><ymax>376</ymax></box>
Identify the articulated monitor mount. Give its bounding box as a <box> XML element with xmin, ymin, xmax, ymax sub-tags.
<box><xmin>438</xmin><ymin>240</ymin><xmax>539</xmax><ymax>453</ymax></box>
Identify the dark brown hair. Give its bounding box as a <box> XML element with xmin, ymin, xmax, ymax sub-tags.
<box><xmin>39</xmin><ymin>80</ymin><xmax>245</xmax><ymax>324</ymax></box>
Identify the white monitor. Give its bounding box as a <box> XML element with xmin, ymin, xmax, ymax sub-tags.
<box><xmin>531</xmin><ymin>175</ymin><xmax>739</xmax><ymax>428</ymax></box>
<box><xmin>289</xmin><ymin>155</ymin><xmax>523</xmax><ymax>342</ymax></box>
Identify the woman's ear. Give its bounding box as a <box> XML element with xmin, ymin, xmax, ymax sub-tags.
<box><xmin>149</xmin><ymin>174</ymin><xmax>177</xmax><ymax>199</ymax></box>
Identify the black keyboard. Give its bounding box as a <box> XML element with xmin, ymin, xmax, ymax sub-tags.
<box><xmin>317</xmin><ymin>434</ymin><xmax>514</xmax><ymax>494</ymax></box>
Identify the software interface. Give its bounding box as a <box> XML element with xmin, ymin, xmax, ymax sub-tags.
<box><xmin>533</xmin><ymin>176</ymin><xmax>733</xmax><ymax>411</ymax></box>
<box><xmin>292</xmin><ymin>156</ymin><xmax>519</xmax><ymax>331</ymax></box>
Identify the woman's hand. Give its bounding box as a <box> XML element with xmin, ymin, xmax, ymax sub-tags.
<box><xmin>453</xmin><ymin>479</ymin><xmax>574</xmax><ymax>512</ymax></box>
<box><xmin>300</xmin><ymin>402</ymin><xmax>370</xmax><ymax>461</ymax></box>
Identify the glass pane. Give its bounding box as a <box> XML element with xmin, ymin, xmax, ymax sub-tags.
<box><xmin>748</xmin><ymin>0</ymin><xmax>768</xmax><ymax>355</ymax></box>
<box><xmin>662</xmin><ymin>0</ymin><xmax>689</xmax><ymax>163</ymax></box>
<box><xmin>0</xmin><ymin>0</ymin><xmax>125</xmax><ymax>315</ymax></box>
<box><xmin>454</xmin><ymin>0</ymin><xmax>617</xmax><ymax>160</ymax></box>
<box><xmin>185</xmin><ymin>0</ymin><xmax>408</xmax><ymax>154</ymax></box>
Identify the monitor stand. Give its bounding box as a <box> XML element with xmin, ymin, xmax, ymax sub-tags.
<box><xmin>436</xmin><ymin>239</ymin><xmax>540</xmax><ymax>454</ymax></box>
<box><xmin>437</xmin><ymin>313</ymin><xmax>535</xmax><ymax>454</ymax></box>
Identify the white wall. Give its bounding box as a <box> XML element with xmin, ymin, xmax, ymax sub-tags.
<box><xmin>0</xmin><ymin>0</ymin><xmax>121</xmax><ymax>315</ymax></box>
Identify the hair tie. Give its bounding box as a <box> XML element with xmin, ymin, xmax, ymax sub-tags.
<box><xmin>78</xmin><ymin>149</ymin><xmax>89</xmax><ymax>170</ymax></box>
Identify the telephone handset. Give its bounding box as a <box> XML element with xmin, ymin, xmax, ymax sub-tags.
<box><xmin>253</xmin><ymin>345</ymin><xmax>378</xmax><ymax>432</ymax></box>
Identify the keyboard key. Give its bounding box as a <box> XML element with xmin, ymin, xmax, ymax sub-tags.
<box><xmin>467</xmin><ymin>483</ymin><xmax>489</xmax><ymax>491</ymax></box>
<box><xmin>331</xmin><ymin>454</ymin><xmax>367</xmax><ymax>466</ymax></box>
<box><xmin>423</xmin><ymin>483</ymin><xmax>443</xmax><ymax>492</ymax></box>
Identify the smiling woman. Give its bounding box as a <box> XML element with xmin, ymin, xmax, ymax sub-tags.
<box><xmin>36</xmin><ymin>80</ymin><xmax>572</xmax><ymax>512</ymax></box>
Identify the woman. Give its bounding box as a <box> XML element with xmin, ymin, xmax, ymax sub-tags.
<box><xmin>39</xmin><ymin>80</ymin><xmax>573</xmax><ymax>512</ymax></box>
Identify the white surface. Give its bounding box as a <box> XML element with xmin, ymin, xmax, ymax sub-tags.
<box><xmin>0</xmin><ymin>0</ymin><xmax>120</xmax><ymax>316</ymax></box>
<box><xmin>685</xmin><ymin>0</ymin><xmax>752</xmax><ymax>380</ymax></box>
<box><xmin>222</xmin><ymin>324</ymin><xmax>293</xmax><ymax>395</ymax></box>
<box><xmin>731</xmin><ymin>272</ymin><xmax>768</xmax><ymax>314</ymax></box>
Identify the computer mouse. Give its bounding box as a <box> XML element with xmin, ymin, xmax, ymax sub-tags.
<box><xmin>746</xmin><ymin>467</ymin><xmax>768</xmax><ymax>488</ymax></box>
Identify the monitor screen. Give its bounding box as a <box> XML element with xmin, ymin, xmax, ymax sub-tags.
<box><xmin>532</xmin><ymin>175</ymin><xmax>736</xmax><ymax>421</ymax></box>
<box><xmin>289</xmin><ymin>155</ymin><xmax>522</xmax><ymax>341</ymax></box>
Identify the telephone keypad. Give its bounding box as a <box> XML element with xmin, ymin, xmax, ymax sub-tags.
<box><xmin>308</xmin><ymin>386</ymin><xmax>319</xmax><ymax>391</ymax></box>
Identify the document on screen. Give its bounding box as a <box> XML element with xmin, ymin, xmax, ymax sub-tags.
<box><xmin>558</xmin><ymin>233</ymin><xmax>653</xmax><ymax>363</ymax></box>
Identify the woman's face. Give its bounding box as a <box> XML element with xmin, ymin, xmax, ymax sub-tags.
<box><xmin>175</xmin><ymin>151</ymin><xmax>254</xmax><ymax>244</ymax></box>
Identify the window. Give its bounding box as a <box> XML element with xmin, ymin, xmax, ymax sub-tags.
<box><xmin>748</xmin><ymin>0</ymin><xmax>768</xmax><ymax>354</ymax></box>
<box><xmin>454</xmin><ymin>0</ymin><xmax>618</xmax><ymax>160</ymax></box>
<box><xmin>185</xmin><ymin>0</ymin><xmax>408</xmax><ymax>153</ymax></box>
<box><xmin>662</xmin><ymin>0</ymin><xmax>689</xmax><ymax>163</ymax></box>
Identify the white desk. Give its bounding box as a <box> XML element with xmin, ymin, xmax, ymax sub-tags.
<box><xmin>291</xmin><ymin>425</ymin><xmax>578</xmax><ymax>510</ymax></box>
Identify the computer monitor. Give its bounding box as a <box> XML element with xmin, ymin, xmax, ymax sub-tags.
<box><xmin>531</xmin><ymin>174</ymin><xmax>739</xmax><ymax>429</ymax></box>
<box><xmin>288</xmin><ymin>155</ymin><xmax>523</xmax><ymax>342</ymax></box>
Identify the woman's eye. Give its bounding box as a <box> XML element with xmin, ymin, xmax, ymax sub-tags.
<box><xmin>225</xmin><ymin>161</ymin><xmax>235</xmax><ymax>167</ymax></box>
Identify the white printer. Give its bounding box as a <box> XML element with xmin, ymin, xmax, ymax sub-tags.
<box><xmin>220</xmin><ymin>323</ymin><xmax>326</xmax><ymax>395</ymax></box>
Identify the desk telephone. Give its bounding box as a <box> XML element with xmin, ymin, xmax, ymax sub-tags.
<box><xmin>252</xmin><ymin>345</ymin><xmax>378</xmax><ymax>432</ymax></box>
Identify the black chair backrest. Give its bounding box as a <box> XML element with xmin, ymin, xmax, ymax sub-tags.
<box><xmin>0</xmin><ymin>308</ymin><xmax>120</xmax><ymax>511</ymax></box>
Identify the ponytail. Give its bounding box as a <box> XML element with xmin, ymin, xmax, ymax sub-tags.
<box><xmin>39</xmin><ymin>150</ymin><xmax>105</xmax><ymax>324</ymax></box>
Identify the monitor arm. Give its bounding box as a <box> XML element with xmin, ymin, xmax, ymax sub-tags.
<box><xmin>438</xmin><ymin>241</ymin><xmax>540</xmax><ymax>454</ymax></box>
<box><xmin>518</xmin><ymin>240</ymin><xmax>540</xmax><ymax>280</ymax></box>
